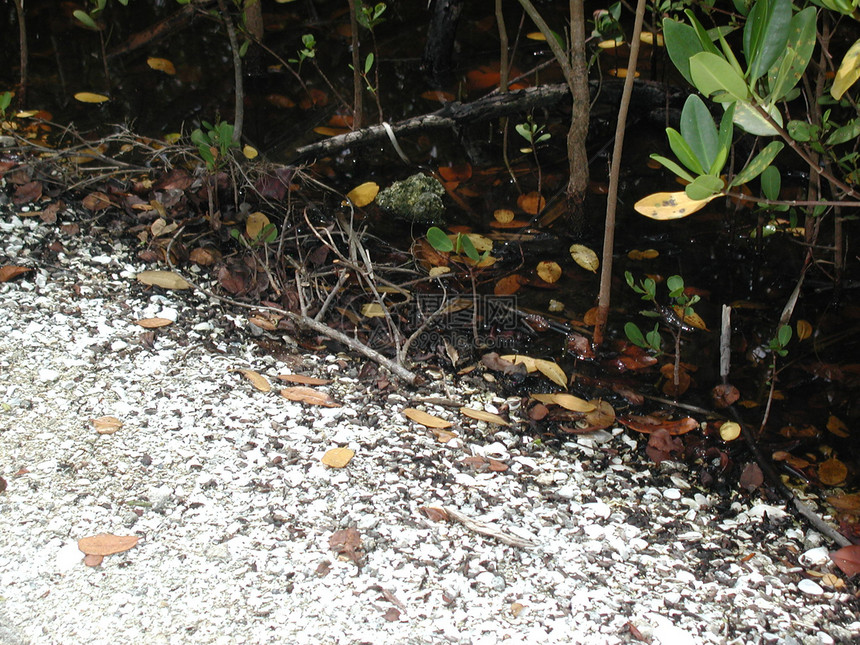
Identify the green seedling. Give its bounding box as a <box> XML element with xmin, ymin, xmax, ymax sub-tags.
<box><xmin>768</xmin><ymin>323</ymin><xmax>792</xmax><ymax>357</ymax></box>
<box><xmin>357</xmin><ymin>2</ymin><xmax>387</xmax><ymax>30</ymax></box>
<box><xmin>0</xmin><ymin>92</ymin><xmax>12</xmax><ymax>121</ymax></box>
<box><xmin>190</xmin><ymin>119</ymin><xmax>239</xmax><ymax>171</ymax></box>
<box><xmin>515</xmin><ymin>117</ymin><xmax>551</xmax><ymax>154</ymax></box>
<box><xmin>348</xmin><ymin>53</ymin><xmax>377</xmax><ymax>93</ymax></box>
<box><xmin>289</xmin><ymin>34</ymin><xmax>317</xmax><ymax>71</ymax></box>
<box><xmin>426</xmin><ymin>226</ymin><xmax>487</xmax><ymax>264</ymax></box>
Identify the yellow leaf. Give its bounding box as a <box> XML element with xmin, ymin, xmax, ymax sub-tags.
<box><xmin>827</xmin><ymin>415</ymin><xmax>850</xmax><ymax>438</ymax></box>
<box><xmin>238</xmin><ymin>369</ymin><xmax>271</xmax><ymax>392</ymax></box>
<box><xmin>526</xmin><ymin>31</ymin><xmax>546</xmax><ymax>41</ymax></box>
<box><xmin>147</xmin><ymin>57</ymin><xmax>176</xmax><ymax>75</ymax></box>
<box><xmin>720</xmin><ymin>421</ymin><xmax>741</xmax><ymax>441</ymax></box>
<box><xmin>429</xmin><ymin>266</ymin><xmax>450</xmax><ymax>277</ymax></box>
<box><xmin>164</xmin><ymin>132</ymin><xmax>182</xmax><ymax>144</ymax></box>
<box><xmin>457</xmin><ymin>233</ymin><xmax>493</xmax><ymax>252</ymax></box>
<box><xmin>134</xmin><ymin>317</ymin><xmax>173</xmax><ymax>329</ymax></box>
<box><xmin>459</xmin><ymin>407</ymin><xmax>510</xmax><ymax>426</ymax></box>
<box><xmin>536</xmin><ymin>261</ymin><xmax>562</xmax><ymax>284</ymax></box>
<box><xmin>313</xmin><ymin>126</ymin><xmax>349</xmax><ymax>137</ymax></box>
<box><xmin>493</xmin><ymin>208</ymin><xmax>514</xmax><ymax>223</ymax></box>
<box><xmin>533</xmin><ymin>358</ymin><xmax>567</xmax><ymax>388</ymax></box>
<box><xmin>569</xmin><ymin>244</ymin><xmax>599</xmax><ymax>273</ymax></box>
<box><xmin>796</xmin><ymin>319</ymin><xmax>812</xmax><ymax>341</ymax></box>
<box><xmin>639</xmin><ymin>32</ymin><xmax>664</xmax><ymax>46</ymax></box>
<box><xmin>74</xmin><ymin>91</ymin><xmax>110</xmax><ymax>103</ymax></box>
<box><xmin>403</xmin><ymin>408</ymin><xmax>453</xmax><ymax>429</ymax></box>
<box><xmin>91</xmin><ymin>416</ymin><xmax>123</xmax><ymax>434</ymax></box>
<box><xmin>831</xmin><ymin>38</ymin><xmax>860</xmax><ymax>100</ymax></box>
<box><xmin>242</xmin><ymin>144</ymin><xmax>258</xmax><ymax>159</ymax></box>
<box><xmin>500</xmin><ymin>354</ymin><xmax>538</xmax><ymax>372</ymax></box>
<box><xmin>321</xmin><ymin>447</ymin><xmax>355</xmax><ymax>468</ymax></box>
<box><xmin>672</xmin><ymin>305</ymin><xmax>709</xmax><ymax>331</ymax></box>
<box><xmin>360</xmin><ymin>303</ymin><xmax>386</xmax><ymax>318</ymax></box>
<box><xmin>346</xmin><ymin>181</ymin><xmax>379</xmax><ymax>207</ymax></box>
<box><xmin>627</xmin><ymin>248</ymin><xmax>659</xmax><ymax>260</ymax></box>
<box><xmin>246</xmin><ymin>211</ymin><xmax>269</xmax><ymax>239</ymax></box>
<box><xmin>819</xmin><ymin>458</ymin><xmax>848</xmax><ymax>486</ymax></box>
<box><xmin>136</xmin><ymin>270</ymin><xmax>191</xmax><ymax>290</ymax></box>
<box><xmin>530</xmin><ymin>393</ymin><xmax>595</xmax><ymax>412</ymax></box>
<box><xmin>634</xmin><ymin>191</ymin><xmax>717</xmax><ymax>220</ymax></box>
<box><xmin>597</xmin><ymin>39</ymin><xmax>623</xmax><ymax>49</ymax></box>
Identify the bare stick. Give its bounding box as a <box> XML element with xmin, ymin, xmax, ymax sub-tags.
<box><xmin>215</xmin><ymin>0</ymin><xmax>244</xmax><ymax>142</ymax></box>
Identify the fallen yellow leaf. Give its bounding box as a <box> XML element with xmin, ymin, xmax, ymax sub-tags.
<box><xmin>147</xmin><ymin>57</ymin><xmax>176</xmax><ymax>75</ymax></box>
<box><xmin>569</xmin><ymin>244</ymin><xmax>599</xmax><ymax>273</ymax></box>
<box><xmin>238</xmin><ymin>369</ymin><xmax>271</xmax><ymax>392</ymax></box>
<box><xmin>92</xmin><ymin>416</ymin><xmax>123</xmax><ymax>434</ymax></box>
<box><xmin>530</xmin><ymin>393</ymin><xmax>595</xmax><ymax>412</ymax></box>
<box><xmin>321</xmin><ymin>447</ymin><xmax>355</xmax><ymax>468</ymax></box>
<box><xmin>403</xmin><ymin>408</ymin><xmax>453</xmax><ymax>429</ymax></box>
<box><xmin>459</xmin><ymin>407</ymin><xmax>510</xmax><ymax>426</ymax></box>
<box><xmin>346</xmin><ymin>181</ymin><xmax>380</xmax><ymax>207</ymax></box>
<box><xmin>74</xmin><ymin>91</ymin><xmax>110</xmax><ymax>103</ymax></box>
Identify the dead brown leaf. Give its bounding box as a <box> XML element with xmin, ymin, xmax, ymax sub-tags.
<box><xmin>82</xmin><ymin>191</ymin><xmax>114</xmax><ymax>211</ymax></box>
<box><xmin>13</xmin><ymin>180</ymin><xmax>42</xmax><ymax>205</ymax></box>
<box><xmin>831</xmin><ymin>544</ymin><xmax>860</xmax><ymax>577</ymax></box>
<box><xmin>711</xmin><ymin>383</ymin><xmax>740</xmax><ymax>408</ymax></box>
<box><xmin>280</xmin><ymin>386</ymin><xmax>339</xmax><ymax>407</ymax></box>
<box><xmin>403</xmin><ymin>408</ymin><xmax>453</xmax><ymax>429</ymax></box>
<box><xmin>329</xmin><ymin>527</ymin><xmax>362</xmax><ymax>564</ymax></box>
<box><xmin>276</xmin><ymin>374</ymin><xmax>332</xmax><ymax>385</ymax></box>
<box><xmin>78</xmin><ymin>533</ymin><xmax>139</xmax><ymax>556</ymax></box>
<box><xmin>419</xmin><ymin>506</ymin><xmax>450</xmax><ymax>522</ymax></box>
<box><xmin>134</xmin><ymin>317</ymin><xmax>173</xmax><ymax>329</ymax></box>
<box><xmin>459</xmin><ymin>407</ymin><xmax>509</xmax><ymax>426</ymax></box>
<box><xmin>238</xmin><ymin>369</ymin><xmax>271</xmax><ymax>392</ymax></box>
<box><xmin>0</xmin><ymin>266</ymin><xmax>30</xmax><ymax>283</ymax></box>
<box><xmin>92</xmin><ymin>416</ymin><xmax>123</xmax><ymax>434</ymax></box>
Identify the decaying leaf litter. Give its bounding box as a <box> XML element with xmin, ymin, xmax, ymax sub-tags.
<box><xmin>1</xmin><ymin>209</ymin><xmax>859</xmax><ymax>643</ymax></box>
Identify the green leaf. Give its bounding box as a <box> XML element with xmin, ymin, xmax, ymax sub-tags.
<box><xmin>624</xmin><ymin>322</ymin><xmax>647</xmax><ymax>348</ymax></box>
<box><xmin>426</xmin><ymin>226</ymin><xmax>454</xmax><ymax>252</ymax></box>
<box><xmin>73</xmin><ymin>10</ymin><xmax>99</xmax><ymax>30</ymax></box>
<box><xmin>459</xmin><ymin>234</ymin><xmax>480</xmax><ymax>262</ymax></box>
<box><xmin>733</xmin><ymin>100</ymin><xmax>782</xmax><ymax>136</ymax></box>
<box><xmin>766</xmin><ymin>7</ymin><xmax>816</xmax><ymax>101</ymax></box>
<box><xmin>760</xmin><ymin>165</ymin><xmax>781</xmax><ymax>201</ymax></box>
<box><xmin>826</xmin><ymin>118</ymin><xmax>860</xmax><ymax>145</ymax></box>
<box><xmin>690</xmin><ymin>52</ymin><xmax>750</xmax><ymax>102</ymax></box>
<box><xmin>239</xmin><ymin>39</ymin><xmax>250</xmax><ymax>57</ymax></box>
<box><xmin>650</xmin><ymin>155</ymin><xmax>696</xmax><ymax>183</ymax></box>
<box><xmin>667</xmin><ymin>275</ymin><xmax>684</xmax><ymax>298</ymax></box>
<box><xmin>730</xmin><ymin>141</ymin><xmax>784</xmax><ymax>187</ymax></box>
<box><xmin>787</xmin><ymin>119</ymin><xmax>816</xmax><ymax>142</ymax></box>
<box><xmin>680</xmin><ymin>95</ymin><xmax>719</xmax><ymax>172</ymax></box>
<box><xmin>666</xmin><ymin>128</ymin><xmax>705</xmax><ymax>175</ymax></box>
<box><xmin>663</xmin><ymin>18</ymin><xmax>704</xmax><ymax>86</ymax></box>
<box><xmin>777</xmin><ymin>323</ymin><xmax>792</xmax><ymax>347</ymax></box>
<box><xmin>364</xmin><ymin>52</ymin><xmax>375</xmax><ymax>74</ymax></box>
<box><xmin>685</xmin><ymin>174</ymin><xmax>724</xmax><ymax>201</ymax></box>
<box><xmin>684</xmin><ymin>10</ymin><xmax>722</xmax><ymax>56</ymax></box>
<box><xmin>744</xmin><ymin>0</ymin><xmax>793</xmax><ymax>84</ymax></box>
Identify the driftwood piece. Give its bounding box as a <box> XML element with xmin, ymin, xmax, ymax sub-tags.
<box><xmin>293</xmin><ymin>79</ymin><xmax>685</xmax><ymax>161</ymax></box>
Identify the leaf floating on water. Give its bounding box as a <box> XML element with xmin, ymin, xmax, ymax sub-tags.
<box><xmin>627</xmin><ymin>248</ymin><xmax>659</xmax><ymax>260</ymax></box>
<box><xmin>346</xmin><ymin>181</ymin><xmax>379</xmax><ymax>207</ymax></box>
<box><xmin>569</xmin><ymin>244</ymin><xmax>599</xmax><ymax>273</ymax></box>
<box><xmin>827</xmin><ymin>415</ymin><xmax>850</xmax><ymax>438</ymax></box>
<box><xmin>321</xmin><ymin>447</ymin><xmax>355</xmax><ymax>468</ymax></box>
<box><xmin>74</xmin><ymin>91</ymin><xmax>110</xmax><ymax>103</ymax></box>
<box><xmin>493</xmin><ymin>209</ymin><xmax>515</xmax><ymax>224</ymax></box>
<box><xmin>78</xmin><ymin>533</ymin><xmax>139</xmax><ymax>556</ymax></box>
<box><xmin>403</xmin><ymin>408</ymin><xmax>453</xmax><ymax>429</ymax></box>
<box><xmin>796</xmin><ymin>319</ymin><xmax>813</xmax><ymax>341</ymax></box>
<box><xmin>819</xmin><ymin>458</ymin><xmax>848</xmax><ymax>486</ymax></box>
<box><xmin>238</xmin><ymin>369</ymin><xmax>271</xmax><ymax>392</ymax></box>
<box><xmin>280</xmin><ymin>386</ymin><xmax>339</xmax><ymax>407</ymax></box>
<box><xmin>493</xmin><ymin>274</ymin><xmax>526</xmax><ymax>296</ymax></box>
<box><xmin>136</xmin><ymin>270</ymin><xmax>192</xmax><ymax>290</ymax></box>
<box><xmin>719</xmin><ymin>421</ymin><xmax>742</xmax><ymax>441</ymax></box>
<box><xmin>438</xmin><ymin>164</ymin><xmax>472</xmax><ymax>182</ymax></box>
<box><xmin>672</xmin><ymin>305</ymin><xmax>709</xmax><ymax>331</ymax></box>
<box><xmin>459</xmin><ymin>407</ymin><xmax>509</xmax><ymax>426</ymax></box>
<box><xmin>146</xmin><ymin>57</ymin><xmax>176</xmax><ymax>75</ymax></box>
<box><xmin>536</xmin><ymin>261</ymin><xmax>562</xmax><ymax>284</ymax></box>
<box><xmin>92</xmin><ymin>416</ymin><xmax>123</xmax><ymax>434</ymax></box>
<box><xmin>517</xmin><ymin>191</ymin><xmax>545</xmax><ymax>215</ymax></box>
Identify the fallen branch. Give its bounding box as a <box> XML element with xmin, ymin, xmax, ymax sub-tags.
<box><xmin>431</xmin><ymin>506</ymin><xmax>538</xmax><ymax>549</ymax></box>
<box><xmin>293</xmin><ymin>79</ymin><xmax>685</xmax><ymax>161</ymax></box>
